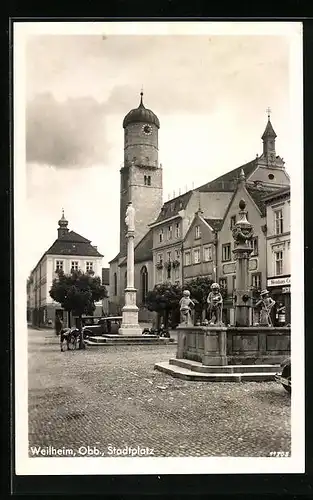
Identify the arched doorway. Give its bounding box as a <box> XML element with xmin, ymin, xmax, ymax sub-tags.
<box><xmin>140</xmin><ymin>266</ymin><xmax>148</xmax><ymax>303</ymax></box>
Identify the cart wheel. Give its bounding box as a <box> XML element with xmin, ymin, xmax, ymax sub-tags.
<box><xmin>67</xmin><ymin>334</ymin><xmax>77</xmax><ymax>350</ymax></box>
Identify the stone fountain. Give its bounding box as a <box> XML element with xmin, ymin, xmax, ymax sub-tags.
<box><xmin>154</xmin><ymin>199</ymin><xmax>290</xmax><ymax>381</ymax></box>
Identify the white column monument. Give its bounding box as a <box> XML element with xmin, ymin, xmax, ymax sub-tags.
<box><xmin>118</xmin><ymin>202</ymin><xmax>142</xmax><ymax>335</ymax></box>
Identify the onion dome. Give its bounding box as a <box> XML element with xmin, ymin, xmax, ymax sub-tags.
<box><xmin>58</xmin><ymin>208</ymin><xmax>68</xmax><ymax>228</ymax></box>
<box><xmin>123</xmin><ymin>92</ymin><xmax>160</xmax><ymax>129</ymax></box>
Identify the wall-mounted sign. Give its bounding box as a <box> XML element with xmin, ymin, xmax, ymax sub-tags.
<box><xmin>223</xmin><ymin>262</ymin><xmax>235</xmax><ymax>274</ymax></box>
<box><xmin>267</xmin><ymin>276</ymin><xmax>291</xmax><ymax>287</ymax></box>
<box><xmin>282</xmin><ymin>287</ymin><xmax>290</xmax><ymax>294</ymax></box>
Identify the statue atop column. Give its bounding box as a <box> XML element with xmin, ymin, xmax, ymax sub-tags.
<box><xmin>179</xmin><ymin>290</ymin><xmax>194</xmax><ymax>325</ymax></box>
<box><xmin>207</xmin><ymin>282</ymin><xmax>223</xmax><ymax>325</ymax></box>
<box><xmin>125</xmin><ymin>201</ymin><xmax>135</xmax><ymax>232</ymax></box>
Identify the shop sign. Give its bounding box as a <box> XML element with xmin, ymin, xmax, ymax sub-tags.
<box><xmin>267</xmin><ymin>276</ymin><xmax>291</xmax><ymax>287</ymax></box>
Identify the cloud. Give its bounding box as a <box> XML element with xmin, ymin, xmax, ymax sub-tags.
<box><xmin>26</xmin><ymin>93</ymin><xmax>110</xmax><ymax>167</ymax></box>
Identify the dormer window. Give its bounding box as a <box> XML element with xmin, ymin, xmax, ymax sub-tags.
<box><xmin>195</xmin><ymin>225</ymin><xmax>201</xmax><ymax>239</ymax></box>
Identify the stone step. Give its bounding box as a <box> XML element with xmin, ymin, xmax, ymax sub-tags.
<box><xmin>84</xmin><ymin>338</ymin><xmax>176</xmax><ymax>346</ymax></box>
<box><xmin>170</xmin><ymin>358</ymin><xmax>280</xmax><ymax>374</ymax></box>
<box><xmin>154</xmin><ymin>361</ymin><xmax>277</xmax><ymax>382</ymax></box>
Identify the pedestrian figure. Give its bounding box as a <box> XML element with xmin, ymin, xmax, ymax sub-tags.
<box><xmin>255</xmin><ymin>289</ymin><xmax>275</xmax><ymax>326</ymax></box>
<box><xmin>55</xmin><ymin>315</ymin><xmax>63</xmax><ymax>336</ymax></box>
<box><xmin>179</xmin><ymin>290</ymin><xmax>195</xmax><ymax>325</ymax></box>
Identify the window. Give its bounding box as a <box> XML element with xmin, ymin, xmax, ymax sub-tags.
<box><xmin>175</xmin><ymin>223</ymin><xmax>180</xmax><ymax>238</ymax></box>
<box><xmin>174</xmin><ymin>266</ymin><xmax>180</xmax><ymax>281</ymax></box>
<box><xmin>232</xmin><ymin>275</ymin><xmax>236</xmax><ymax>291</ymax></box>
<box><xmin>156</xmin><ymin>268</ymin><xmax>163</xmax><ymax>283</ymax></box>
<box><xmin>274</xmin><ymin>209</ymin><xmax>283</xmax><ymax>235</ymax></box>
<box><xmin>144</xmin><ymin>175</ymin><xmax>151</xmax><ymax>186</ymax></box>
<box><xmin>275</xmin><ymin>251</ymin><xmax>283</xmax><ymax>275</ymax></box>
<box><xmin>203</xmin><ymin>245</ymin><xmax>213</xmax><ymax>262</ymax></box>
<box><xmin>193</xmin><ymin>248</ymin><xmax>201</xmax><ymax>264</ymax></box>
<box><xmin>175</xmin><ymin>249</ymin><xmax>180</xmax><ymax>261</ymax></box>
<box><xmin>55</xmin><ymin>260</ymin><xmax>63</xmax><ymax>272</ymax></box>
<box><xmin>159</xmin><ymin>229</ymin><xmax>164</xmax><ymax>243</ymax></box>
<box><xmin>114</xmin><ymin>272</ymin><xmax>117</xmax><ymax>296</ymax></box>
<box><xmin>251</xmin><ymin>273</ymin><xmax>261</xmax><ymax>290</ymax></box>
<box><xmin>230</xmin><ymin>215</ymin><xmax>236</xmax><ymax>229</ymax></box>
<box><xmin>71</xmin><ymin>261</ymin><xmax>79</xmax><ymax>272</ymax></box>
<box><xmin>168</xmin><ymin>225</ymin><xmax>173</xmax><ymax>240</ymax></box>
<box><xmin>167</xmin><ymin>251</ymin><xmax>172</xmax><ymax>262</ymax></box>
<box><xmin>195</xmin><ymin>225</ymin><xmax>201</xmax><ymax>239</ymax></box>
<box><xmin>86</xmin><ymin>261</ymin><xmax>93</xmax><ymax>272</ymax></box>
<box><xmin>222</xmin><ymin>243</ymin><xmax>231</xmax><ymax>262</ymax></box>
<box><xmin>250</xmin><ymin>236</ymin><xmax>259</xmax><ymax>256</ymax></box>
<box><xmin>219</xmin><ymin>278</ymin><xmax>227</xmax><ymax>292</ymax></box>
<box><xmin>184</xmin><ymin>251</ymin><xmax>191</xmax><ymax>266</ymax></box>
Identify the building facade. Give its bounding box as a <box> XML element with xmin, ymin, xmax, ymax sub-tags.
<box><xmin>108</xmin><ymin>99</ymin><xmax>290</xmax><ymax>324</ymax></box>
<box><xmin>264</xmin><ymin>188</ymin><xmax>291</xmax><ymax>325</ymax></box>
<box><xmin>28</xmin><ymin>212</ymin><xmax>104</xmax><ymax>328</ymax></box>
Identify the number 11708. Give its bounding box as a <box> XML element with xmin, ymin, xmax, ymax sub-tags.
<box><xmin>269</xmin><ymin>451</ymin><xmax>290</xmax><ymax>457</ymax></box>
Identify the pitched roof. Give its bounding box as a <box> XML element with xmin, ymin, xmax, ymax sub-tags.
<box><xmin>119</xmin><ymin>229</ymin><xmax>153</xmax><ymax>266</ymax></box>
<box><xmin>46</xmin><ymin>230</ymin><xmax>103</xmax><ymax>257</ymax></box>
<box><xmin>102</xmin><ymin>267</ymin><xmax>110</xmax><ymax>285</ymax></box>
<box><xmin>198</xmin><ymin>159</ymin><xmax>257</xmax><ymax>193</ymax></box>
<box><xmin>109</xmin><ymin>252</ymin><xmax>120</xmax><ymax>264</ymax></box>
<box><xmin>246</xmin><ymin>186</ymin><xmax>278</xmax><ymax>216</ymax></box>
<box><xmin>153</xmin><ymin>191</ymin><xmax>193</xmax><ymax>224</ymax></box>
<box><xmin>204</xmin><ymin>218</ymin><xmax>223</xmax><ymax>231</ymax></box>
<box><xmin>262</xmin><ymin>186</ymin><xmax>290</xmax><ymax>203</ymax></box>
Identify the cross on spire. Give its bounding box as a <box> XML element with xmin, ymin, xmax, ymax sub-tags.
<box><xmin>266</xmin><ymin>107</ymin><xmax>271</xmax><ymax>120</ymax></box>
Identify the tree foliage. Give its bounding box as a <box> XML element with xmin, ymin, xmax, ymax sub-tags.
<box><xmin>145</xmin><ymin>282</ymin><xmax>182</xmax><ymax>328</ymax></box>
<box><xmin>183</xmin><ymin>276</ymin><xmax>214</xmax><ymax>313</ymax></box>
<box><xmin>49</xmin><ymin>270</ymin><xmax>108</xmax><ymax>317</ymax></box>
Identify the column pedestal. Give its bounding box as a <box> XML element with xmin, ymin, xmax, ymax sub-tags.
<box><xmin>119</xmin><ymin>287</ymin><xmax>142</xmax><ymax>335</ymax></box>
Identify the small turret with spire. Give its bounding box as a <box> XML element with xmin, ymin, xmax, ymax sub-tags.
<box><xmin>262</xmin><ymin>107</ymin><xmax>277</xmax><ymax>162</ymax></box>
<box><xmin>58</xmin><ymin>209</ymin><xmax>69</xmax><ymax>239</ymax></box>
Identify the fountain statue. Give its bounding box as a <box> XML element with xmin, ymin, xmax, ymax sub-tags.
<box><xmin>207</xmin><ymin>282</ymin><xmax>223</xmax><ymax>325</ymax></box>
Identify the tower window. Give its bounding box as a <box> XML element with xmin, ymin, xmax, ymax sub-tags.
<box><xmin>144</xmin><ymin>175</ymin><xmax>151</xmax><ymax>186</ymax></box>
<box><xmin>268</xmin><ymin>173</ymin><xmax>275</xmax><ymax>180</ymax></box>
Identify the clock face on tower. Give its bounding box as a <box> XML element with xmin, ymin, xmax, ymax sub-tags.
<box><xmin>142</xmin><ymin>124</ymin><xmax>152</xmax><ymax>135</ymax></box>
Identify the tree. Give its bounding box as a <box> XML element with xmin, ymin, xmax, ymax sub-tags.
<box><xmin>183</xmin><ymin>276</ymin><xmax>214</xmax><ymax>321</ymax></box>
<box><xmin>49</xmin><ymin>270</ymin><xmax>108</xmax><ymax>349</ymax></box>
<box><xmin>145</xmin><ymin>282</ymin><xmax>182</xmax><ymax>329</ymax></box>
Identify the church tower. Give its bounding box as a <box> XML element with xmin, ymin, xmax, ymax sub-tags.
<box><xmin>57</xmin><ymin>209</ymin><xmax>69</xmax><ymax>239</ymax></box>
<box><xmin>119</xmin><ymin>92</ymin><xmax>163</xmax><ymax>256</ymax></box>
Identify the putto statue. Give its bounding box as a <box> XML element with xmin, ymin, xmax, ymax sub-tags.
<box><xmin>125</xmin><ymin>201</ymin><xmax>135</xmax><ymax>232</ymax></box>
<box><xmin>179</xmin><ymin>290</ymin><xmax>195</xmax><ymax>325</ymax></box>
<box><xmin>255</xmin><ymin>289</ymin><xmax>276</xmax><ymax>326</ymax></box>
<box><xmin>207</xmin><ymin>282</ymin><xmax>223</xmax><ymax>325</ymax></box>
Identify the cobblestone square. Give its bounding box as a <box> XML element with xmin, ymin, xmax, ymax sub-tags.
<box><xmin>28</xmin><ymin>328</ymin><xmax>291</xmax><ymax>458</ymax></box>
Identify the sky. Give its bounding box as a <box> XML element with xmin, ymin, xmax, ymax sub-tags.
<box><xmin>22</xmin><ymin>24</ymin><xmax>297</xmax><ymax>275</ymax></box>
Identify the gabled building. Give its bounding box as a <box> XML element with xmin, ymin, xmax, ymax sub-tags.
<box><xmin>182</xmin><ymin>209</ymin><xmax>222</xmax><ymax>285</ymax></box>
<box><xmin>28</xmin><ymin>211</ymin><xmax>104</xmax><ymax>328</ymax></box>
<box><xmin>263</xmin><ymin>187</ymin><xmax>291</xmax><ymax>325</ymax></box>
